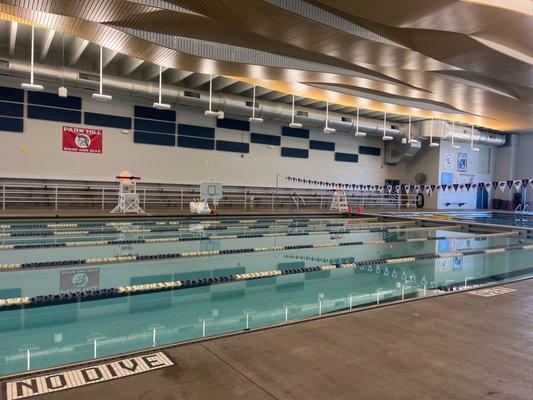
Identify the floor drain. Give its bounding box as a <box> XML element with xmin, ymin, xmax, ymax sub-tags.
<box><xmin>470</xmin><ymin>287</ymin><xmax>517</xmax><ymax>297</ymax></box>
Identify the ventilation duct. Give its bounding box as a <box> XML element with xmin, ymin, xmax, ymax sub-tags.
<box><xmin>418</xmin><ymin>120</ymin><xmax>505</xmax><ymax>146</ymax></box>
<box><xmin>0</xmin><ymin>60</ymin><xmax>506</xmax><ymax>146</ymax></box>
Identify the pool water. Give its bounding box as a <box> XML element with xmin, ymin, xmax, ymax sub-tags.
<box><xmin>384</xmin><ymin>211</ymin><xmax>533</xmax><ymax>228</ymax></box>
<box><xmin>0</xmin><ymin>216</ymin><xmax>532</xmax><ymax>376</ymax></box>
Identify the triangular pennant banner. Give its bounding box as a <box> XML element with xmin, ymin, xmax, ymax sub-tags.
<box><xmin>453</xmin><ymin>184</ymin><xmax>459</xmax><ymax>191</ymax></box>
<box><xmin>499</xmin><ymin>181</ymin><xmax>507</xmax><ymax>192</ymax></box>
<box><xmin>465</xmin><ymin>183</ymin><xmax>471</xmax><ymax>191</ymax></box>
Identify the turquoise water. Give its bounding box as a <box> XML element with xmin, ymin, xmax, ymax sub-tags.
<box><xmin>0</xmin><ymin>216</ymin><xmax>531</xmax><ymax>376</ymax></box>
<box><xmin>386</xmin><ymin>211</ymin><xmax>533</xmax><ymax>228</ymax></box>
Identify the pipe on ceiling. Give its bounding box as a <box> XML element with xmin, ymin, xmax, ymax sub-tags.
<box><xmin>0</xmin><ymin>60</ymin><xmax>506</xmax><ymax>146</ymax></box>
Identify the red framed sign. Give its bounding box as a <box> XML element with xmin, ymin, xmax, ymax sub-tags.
<box><xmin>62</xmin><ymin>126</ymin><xmax>103</xmax><ymax>154</ymax></box>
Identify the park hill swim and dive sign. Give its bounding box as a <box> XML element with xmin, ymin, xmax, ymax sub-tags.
<box><xmin>62</xmin><ymin>126</ymin><xmax>103</xmax><ymax>154</ymax></box>
<box><xmin>4</xmin><ymin>352</ymin><xmax>173</xmax><ymax>400</ymax></box>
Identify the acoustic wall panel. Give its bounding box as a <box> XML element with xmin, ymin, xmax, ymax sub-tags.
<box><xmin>178</xmin><ymin>135</ymin><xmax>215</xmax><ymax>150</ymax></box>
<box><xmin>335</xmin><ymin>152</ymin><xmax>358</xmax><ymax>163</ymax></box>
<box><xmin>133</xmin><ymin>131</ymin><xmax>175</xmax><ymax>146</ymax></box>
<box><xmin>0</xmin><ymin>101</ymin><xmax>23</xmax><ymax>118</ymax></box>
<box><xmin>178</xmin><ymin>123</ymin><xmax>215</xmax><ymax>138</ymax></box>
<box><xmin>27</xmin><ymin>91</ymin><xmax>82</xmax><ymax>110</ymax></box>
<box><xmin>281</xmin><ymin>147</ymin><xmax>309</xmax><ymax>158</ymax></box>
<box><xmin>134</xmin><ymin>118</ymin><xmax>175</xmax><ymax>134</ymax></box>
<box><xmin>216</xmin><ymin>140</ymin><xmax>249</xmax><ymax>153</ymax></box>
<box><xmin>84</xmin><ymin>112</ymin><xmax>131</xmax><ymax>129</ymax></box>
<box><xmin>134</xmin><ymin>105</ymin><xmax>175</xmax><ymax>122</ymax></box>
<box><xmin>251</xmin><ymin>132</ymin><xmax>281</xmax><ymax>146</ymax></box>
<box><xmin>359</xmin><ymin>146</ymin><xmax>381</xmax><ymax>156</ymax></box>
<box><xmin>0</xmin><ymin>86</ymin><xmax>24</xmax><ymax>103</ymax></box>
<box><xmin>282</xmin><ymin>126</ymin><xmax>309</xmax><ymax>138</ymax></box>
<box><xmin>216</xmin><ymin>117</ymin><xmax>250</xmax><ymax>131</ymax></box>
<box><xmin>27</xmin><ymin>105</ymin><xmax>82</xmax><ymax>123</ymax></box>
<box><xmin>0</xmin><ymin>116</ymin><xmax>23</xmax><ymax>133</ymax></box>
<box><xmin>310</xmin><ymin>140</ymin><xmax>335</xmax><ymax>151</ymax></box>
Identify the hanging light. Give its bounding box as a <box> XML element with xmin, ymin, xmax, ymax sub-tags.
<box><xmin>289</xmin><ymin>94</ymin><xmax>302</xmax><ymax>128</ymax></box>
<box><xmin>21</xmin><ymin>26</ymin><xmax>43</xmax><ymax>91</ymax></box>
<box><xmin>382</xmin><ymin>112</ymin><xmax>393</xmax><ymax>141</ymax></box>
<box><xmin>249</xmin><ymin>86</ymin><xmax>263</xmax><ymax>123</ymax></box>
<box><xmin>407</xmin><ymin>116</ymin><xmax>417</xmax><ymax>143</ymax></box>
<box><xmin>204</xmin><ymin>74</ymin><xmax>224</xmax><ymax>119</ymax></box>
<box><xmin>354</xmin><ymin>108</ymin><xmax>366</xmax><ymax>137</ymax></box>
<box><xmin>323</xmin><ymin>102</ymin><xmax>335</xmax><ymax>133</ymax></box>
<box><xmin>92</xmin><ymin>45</ymin><xmax>112</xmax><ymax>101</ymax></box>
<box><xmin>429</xmin><ymin>118</ymin><xmax>439</xmax><ymax>147</ymax></box>
<box><xmin>153</xmin><ymin>65</ymin><xmax>171</xmax><ymax>109</ymax></box>
<box><xmin>57</xmin><ymin>32</ymin><xmax>68</xmax><ymax>98</ymax></box>
<box><xmin>471</xmin><ymin>124</ymin><xmax>479</xmax><ymax>151</ymax></box>
<box><xmin>451</xmin><ymin>121</ymin><xmax>460</xmax><ymax>149</ymax></box>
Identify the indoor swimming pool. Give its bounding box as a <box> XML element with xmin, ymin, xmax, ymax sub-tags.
<box><xmin>0</xmin><ymin>215</ymin><xmax>532</xmax><ymax>376</ymax></box>
<box><xmin>382</xmin><ymin>211</ymin><xmax>533</xmax><ymax>228</ymax></box>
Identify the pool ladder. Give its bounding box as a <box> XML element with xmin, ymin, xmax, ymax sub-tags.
<box><xmin>514</xmin><ymin>203</ymin><xmax>528</xmax><ymax>222</ymax></box>
<box><xmin>290</xmin><ymin>195</ymin><xmax>306</xmax><ymax>213</ymax></box>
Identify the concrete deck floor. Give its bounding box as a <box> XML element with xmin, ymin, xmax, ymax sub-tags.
<box><xmin>2</xmin><ymin>279</ymin><xmax>532</xmax><ymax>400</ymax></box>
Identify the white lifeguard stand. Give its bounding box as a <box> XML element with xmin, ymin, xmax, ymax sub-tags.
<box><xmin>110</xmin><ymin>171</ymin><xmax>145</xmax><ymax>214</ymax></box>
<box><xmin>330</xmin><ymin>188</ymin><xmax>348</xmax><ymax>213</ymax></box>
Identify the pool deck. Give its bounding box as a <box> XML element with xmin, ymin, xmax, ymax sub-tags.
<box><xmin>2</xmin><ymin>279</ymin><xmax>532</xmax><ymax>400</ymax></box>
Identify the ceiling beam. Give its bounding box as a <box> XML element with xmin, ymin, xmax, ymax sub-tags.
<box><xmin>39</xmin><ymin>29</ymin><xmax>55</xmax><ymax>61</ymax></box>
<box><xmin>183</xmin><ymin>73</ymin><xmax>212</xmax><ymax>89</ymax></box>
<box><xmin>164</xmin><ymin>69</ymin><xmax>194</xmax><ymax>84</ymax></box>
<box><xmin>102</xmin><ymin>48</ymin><xmax>118</xmax><ymax>69</ymax></box>
<box><xmin>142</xmin><ymin>63</ymin><xmax>167</xmax><ymax>81</ymax></box>
<box><xmin>68</xmin><ymin>37</ymin><xmax>89</xmax><ymax>66</ymax></box>
<box><xmin>212</xmin><ymin>76</ymin><xmax>236</xmax><ymax>91</ymax></box>
<box><xmin>223</xmin><ymin>81</ymin><xmax>253</xmax><ymax>94</ymax></box>
<box><xmin>120</xmin><ymin>57</ymin><xmax>144</xmax><ymax>76</ymax></box>
<box><xmin>9</xmin><ymin>22</ymin><xmax>17</xmax><ymax>56</ymax></box>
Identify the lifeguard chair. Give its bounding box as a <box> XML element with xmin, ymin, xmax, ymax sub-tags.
<box><xmin>110</xmin><ymin>171</ymin><xmax>145</xmax><ymax>214</ymax></box>
<box><xmin>330</xmin><ymin>188</ymin><xmax>348</xmax><ymax>213</ymax></box>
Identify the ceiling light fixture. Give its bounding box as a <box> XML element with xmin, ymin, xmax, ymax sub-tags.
<box><xmin>471</xmin><ymin>124</ymin><xmax>479</xmax><ymax>151</ymax></box>
<box><xmin>429</xmin><ymin>118</ymin><xmax>439</xmax><ymax>147</ymax></box>
<box><xmin>407</xmin><ymin>116</ymin><xmax>417</xmax><ymax>143</ymax></box>
<box><xmin>323</xmin><ymin>102</ymin><xmax>335</xmax><ymax>134</ymax></box>
<box><xmin>21</xmin><ymin>26</ymin><xmax>43</xmax><ymax>91</ymax></box>
<box><xmin>153</xmin><ymin>65</ymin><xmax>171</xmax><ymax>110</ymax></box>
<box><xmin>289</xmin><ymin>94</ymin><xmax>302</xmax><ymax>128</ymax></box>
<box><xmin>249</xmin><ymin>86</ymin><xmax>263</xmax><ymax>124</ymax></box>
<box><xmin>205</xmin><ymin>74</ymin><xmax>224</xmax><ymax>119</ymax></box>
<box><xmin>382</xmin><ymin>112</ymin><xmax>393</xmax><ymax>141</ymax></box>
<box><xmin>354</xmin><ymin>108</ymin><xmax>366</xmax><ymax>137</ymax></box>
<box><xmin>92</xmin><ymin>45</ymin><xmax>112</xmax><ymax>102</ymax></box>
<box><xmin>451</xmin><ymin>121</ymin><xmax>460</xmax><ymax>149</ymax></box>
<box><xmin>58</xmin><ymin>32</ymin><xmax>67</xmax><ymax>98</ymax></box>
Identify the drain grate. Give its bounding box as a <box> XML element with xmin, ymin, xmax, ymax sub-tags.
<box><xmin>470</xmin><ymin>287</ymin><xmax>517</xmax><ymax>297</ymax></box>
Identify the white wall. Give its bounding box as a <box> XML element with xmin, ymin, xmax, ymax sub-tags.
<box><xmin>0</xmin><ymin>81</ymin><xmax>405</xmax><ymax>188</ymax></box>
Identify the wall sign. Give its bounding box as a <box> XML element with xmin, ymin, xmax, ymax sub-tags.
<box><xmin>457</xmin><ymin>152</ymin><xmax>467</xmax><ymax>172</ymax></box>
<box><xmin>4</xmin><ymin>352</ymin><xmax>173</xmax><ymax>400</ymax></box>
<box><xmin>444</xmin><ymin>153</ymin><xmax>454</xmax><ymax>169</ymax></box>
<box><xmin>62</xmin><ymin>126</ymin><xmax>102</xmax><ymax>154</ymax></box>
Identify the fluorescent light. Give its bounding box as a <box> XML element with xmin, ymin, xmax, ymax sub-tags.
<box><xmin>472</xmin><ymin>147</ymin><xmax>480</xmax><ymax>151</ymax></box>
<box><xmin>92</xmin><ymin>93</ymin><xmax>112</xmax><ymax>102</ymax></box>
<box><xmin>408</xmin><ymin>138</ymin><xmax>418</xmax><ymax>144</ymax></box>
<box><xmin>430</xmin><ymin>142</ymin><xmax>440</xmax><ymax>147</ymax></box>
<box><xmin>289</xmin><ymin>122</ymin><xmax>303</xmax><ymax>128</ymax></box>
<box><xmin>153</xmin><ymin>102</ymin><xmax>171</xmax><ymax>110</ymax></box>
<box><xmin>324</xmin><ymin>127</ymin><xmax>336</xmax><ymax>134</ymax></box>
<box><xmin>217</xmin><ymin>111</ymin><xmax>224</xmax><ymax>119</ymax></box>
<box><xmin>21</xmin><ymin>83</ymin><xmax>43</xmax><ymax>91</ymax></box>
<box><xmin>382</xmin><ymin>135</ymin><xmax>393</xmax><ymax>141</ymax></box>
<box><xmin>453</xmin><ymin>144</ymin><xmax>460</xmax><ymax>149</ymax></box>
<box><xmin>354</xmin><ymin>131</ymin><xmax>366</xmax><ymax>137</ymax></box>
<box><xmin>205</xmin><ymin>110</ymin><xmax>219</xmax><ymax>117</ymax></box>
<box><xmin>58</xmin><ymin>86</ymin><xmax>68</xmax><ymax>98</ymax></box>
<box><xmin>249</xmin><ymin>117</ymin><xmax>263</xmax><ymax>123</ymax></box>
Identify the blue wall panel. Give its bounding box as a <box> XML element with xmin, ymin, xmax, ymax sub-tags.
<box><xmin>281</xmin><ymin>147</ymin><xmax>309</xmax><ymax>158</ymax></box>
<box><xmin>134</xmin><ymin>118</ymin><xmax>175</xmax><ymax>134</ymax></box>
<box><xmin>27</xmin><ymin>105</ymin><xmax>81</xmax><ymax>123</ymax></box>
<box><xmin>0</xmin><ymin>101</ymin><xmax>23</xmax><ymax>117</ymax></box>
<box><xmin>216</xmin><ymin>118</ymin><xmax>250</xmax><ymax>131</ymax></box>
<box><xmin>0</xmin><ymin>86</ymin><xmax>24</xmax><ymax>103</ymax></box>
<box><xmin>216</xmin><ymin>140</ymin><xmax>250</xmax><ymax>153</ymax></box>
<box><xmin>335</xmin><ymin>152</ymin><xmax>358</xmax><ymax>163</ymax></box>
<box><xmin>134</xmin><ymin>105</ymin><xmax>175</xmax><ymax>122</ymax></box>
<box><xmin>0</xmin><ymin>116</ymin><xmax>23</xmax><ymax>133</ymax></box>
<box><xmin>282</xmin><ymin>126</ymin><xmax>309</xmax><ymax>138</ymax></box>
<box><xmin>250</xmin><ymin>132</ymin><xmax>280</xmax><ymax>146</ymax></box>
<box><xmin>134</xmin><ymin>131</ymin><xmax>175</xmax><ymax>146</ymax></box>
<box><xmin>178</xmin><ymin>123</ymin><xmax>215</xmax><ymax>138</ymax></box>
<box><xmin>359</xmin><ymin>146</ymin><xmax>381</xmax><ymax>156</ymax></box>
<box><xmin>310</xmin><ymin>140</ymin><xmax>335</xmax><ymax>151</ymax></box>
<box><xmin>28</xmin><ymin>91</ymin><xmax>81</xmax><ymax>110</ymax></box>
<box><xmin>178</xmin><ymin>135</ymin><xmax>215</xmax><ymax>150</ymax></box>
<box><xmin>84</xmin><ymin>112</ymin><xmax>131</xmax><ymax>129</ymax></box>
